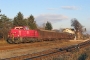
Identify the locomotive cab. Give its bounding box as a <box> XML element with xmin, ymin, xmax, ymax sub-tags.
<box><xmin>14</xmin><ymin>27</ymin><xmax>24</xmax><ymax>30</ymax></box>
<box><xmin>14</xmin><ymin>26</ymin><xmax>29</xmax><ymax>30</ymax></box>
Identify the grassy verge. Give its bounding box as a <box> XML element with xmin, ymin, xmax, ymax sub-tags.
<box><xmin>53</xmin><ymin>46</ymin><xmax>90</xmax><ymax>60</ymax></box>
<box><xmin>0</xmin><ymin>39</ymin><xmax>8</xmax><ymax>45</ymax></box>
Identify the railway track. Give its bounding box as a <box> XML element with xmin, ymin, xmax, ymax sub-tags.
<box><xmin>1</xmin><ymin>40</ymin><xmax>90</xmax><ymax>60</ymax></box>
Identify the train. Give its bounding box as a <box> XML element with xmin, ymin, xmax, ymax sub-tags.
<box><xmin>7</xmin><ymin>26</ymin><xmax>75</xmax><ymax>44</ymax></box>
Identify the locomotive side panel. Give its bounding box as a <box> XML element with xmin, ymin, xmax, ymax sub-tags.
<box><xmin>7</xmin><ymin>26</ymin><xmax>39</xmax><ymax>43</ymax></box>
<box><xmin>9</xmin><ymin>29</ymin><xmax>20</xmax><ymax>38</ymax></box>
<box><xmin>9</xmin><ymin>29</ymin><xmax>39</xmax><ymax>38</ymax></box>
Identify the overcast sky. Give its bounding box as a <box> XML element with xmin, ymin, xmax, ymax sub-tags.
<box><xmin>0</xmin><ymin>0</ymin><xmax>90</xmax><ymax>32</ymax></box>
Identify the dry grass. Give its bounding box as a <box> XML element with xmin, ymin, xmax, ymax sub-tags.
<box><xmin>0</xmin><ymin>39</ymin><xmax>8</xmax><ymax>45</ymax></box>
<box><xmin>0</xmin><ymin>39</ymin><xmax>89</xmax><ymax>59</ymax></box>
<box><xmin>53</xmin><ymin>46</ymin><xmax>90</xmax><ymax>60</ymax></box>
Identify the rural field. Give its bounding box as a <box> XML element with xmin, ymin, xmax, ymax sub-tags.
<box><xmin>0</xmin><ymin>39</ymin><xmax>89</xmax><ymax>60</ymax></box>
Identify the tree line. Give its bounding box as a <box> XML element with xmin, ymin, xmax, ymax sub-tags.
<box><xmin>0</xmin><ymin>11</ymin><xmax>52</xmax><ymax>39</ymax></box>
<box><xmin>0</xmin><ymin>10</ymin><xmax>87</xmax><ymax>40</ymax></box>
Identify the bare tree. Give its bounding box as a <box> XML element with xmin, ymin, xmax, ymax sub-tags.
<box><xmin>71</xmin><ymin>18</ymin><xmax>83</xmax><ymax>40</ymax></box>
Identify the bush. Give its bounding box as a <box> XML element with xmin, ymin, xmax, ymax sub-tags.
<box><xmin>78</xmin><ymin>53</ymin><xmax>87</xmax><ymax>60</ymax></box>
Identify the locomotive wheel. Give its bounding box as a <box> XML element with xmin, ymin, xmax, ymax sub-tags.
<box><xmin>7</xmin><ymin>38</ymin><xmax>14</xmax><ymax>44</ymax></box>
<box><xmin>14</xmin><ymin>38</ymin><xmax>21</xmax><ymax>44</ymax></box>
<box><xmin>29</xmin><ymin>38</ymin><xmax>35</xmax><ymax>43</ymax></box>
<box><xmin>23</xmin><ymin>38</ymin><xmax>30</xmax><ymax>43</ymax></box>
<box><xmin>27</xmin><ymin>38</ymin><xmax>31</xmax><ymax>43</ymax></box>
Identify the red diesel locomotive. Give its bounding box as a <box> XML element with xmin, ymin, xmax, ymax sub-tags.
<box><xmin>7</xmin><ymin>26</ymin><xmax>75</xmax><ymax>44</ymax></box>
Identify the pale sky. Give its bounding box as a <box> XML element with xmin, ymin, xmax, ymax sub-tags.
<box><xmin>0</xmin><ymin>0</ymin><xmax>90</xmax><ymax>32</ymax></box>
